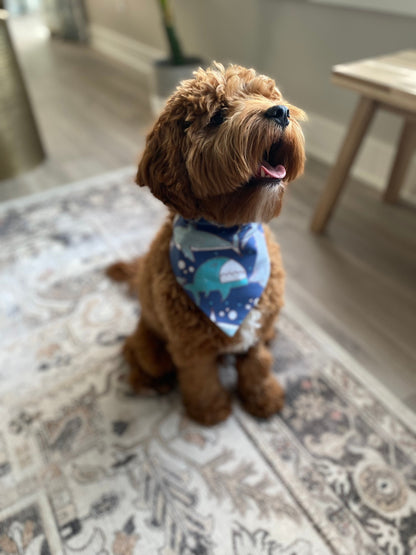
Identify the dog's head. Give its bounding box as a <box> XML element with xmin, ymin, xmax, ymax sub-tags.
<box><xmin>137</xmin><ymin>63</ymin><xmax>306</xmax><ymax>225</ymax></box>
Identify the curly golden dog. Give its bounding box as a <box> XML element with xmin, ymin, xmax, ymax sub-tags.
<box><xmin>108</xmin><ymin>63</ymin><xmax>305</xmax><ymax>425</ymax></box>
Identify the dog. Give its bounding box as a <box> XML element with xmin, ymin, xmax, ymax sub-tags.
<box><xmin>107</xmin><ymin>63</ymin><xmax>305</xmax><ymax>425</ymax></box>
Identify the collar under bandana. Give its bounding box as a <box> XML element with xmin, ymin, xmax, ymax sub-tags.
<box><xmin>170</xmin><ymin>216</ymin><xmax>271</xmax><ymax>337</ymax></box>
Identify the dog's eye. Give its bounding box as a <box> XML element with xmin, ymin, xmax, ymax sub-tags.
<box><xmin>208</xmin><ymin>109</ymin><xmax>226</xmax><ymax>127</ymax></box>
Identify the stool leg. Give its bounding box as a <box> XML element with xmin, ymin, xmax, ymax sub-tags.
<box><xmin>310</xmin><ymin>97</ymin><xmax>377</xmax><ymax>233</ymax></box>
<box><xmin>383</xmin><ymin>120</ymin><xmax>416</xmax><ymax>204</ymax></box>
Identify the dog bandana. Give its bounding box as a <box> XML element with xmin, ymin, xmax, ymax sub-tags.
<box><xmin>170</xmin><ymin>216</ymin><xmax>270</xmax><ymax>336</ymax></box>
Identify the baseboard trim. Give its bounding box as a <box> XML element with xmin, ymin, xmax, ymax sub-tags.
<box><xmin>304</xmin><ymin>112</ymin><xmax>416</xmax><ymax>204</ymax></box>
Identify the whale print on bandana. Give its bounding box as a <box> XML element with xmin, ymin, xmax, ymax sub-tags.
<box><xmin>170</xmin><ymin>216</ymin><xmax>271</xmax><ymax>336</ymax></box>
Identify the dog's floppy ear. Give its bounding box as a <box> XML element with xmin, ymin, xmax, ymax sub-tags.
<box><xmin>136</xmin><ymin>100</ymin><xmax>194</xmax><ymax>214</ymax></box>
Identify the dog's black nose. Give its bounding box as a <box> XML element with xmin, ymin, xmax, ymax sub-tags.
<box><xmin>264</xmin><ymin>105</ymin><xmax>290</xmax><ymax>128</ymax></box>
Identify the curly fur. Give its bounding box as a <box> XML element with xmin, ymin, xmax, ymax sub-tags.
<box><xmin>108</xmin><ymin>63</ymin><xmax>306</xmax><ymax>425</ymax></box>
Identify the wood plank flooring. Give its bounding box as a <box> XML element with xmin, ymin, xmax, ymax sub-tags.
<box><xmin>2</xmin><ymin>15</ymin><xmax>416</xmax><ymax>411</ymax></box>
<box><xmin>272</xmin><ymin>167</ymin><xmax>416</xmax><ymax>406</ymax></box>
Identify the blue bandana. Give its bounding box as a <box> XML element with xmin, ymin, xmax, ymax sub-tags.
<box><xmin>170</xmin><ymin>216</ymin><xmax>270</xmax><ymax>337</ymax></box>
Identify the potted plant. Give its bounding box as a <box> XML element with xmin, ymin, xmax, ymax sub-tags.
<box><xmin>152</xmin><ymin>0</ymin><xmax>203</xmax><ymax>113</ymax></box>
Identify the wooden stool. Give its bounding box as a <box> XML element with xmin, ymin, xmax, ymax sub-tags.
<box><xmin>311</xmin><ymin>50</ymin><xmax>416</xmax><ymax>233</ymax></box>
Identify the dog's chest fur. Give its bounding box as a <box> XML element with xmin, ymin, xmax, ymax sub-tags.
<box><xmin>220</xmin><ymin>308</ymin><xmax>262</xmax><ymax>354</ymax></box>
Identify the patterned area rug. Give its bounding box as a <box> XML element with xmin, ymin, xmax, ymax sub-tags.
<box><xmin>1</xmin><ymin>167</ymin><xmax>415</xmax><ymax>555</ymax></box>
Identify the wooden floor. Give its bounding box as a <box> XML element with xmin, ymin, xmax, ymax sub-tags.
<box><xmin>2</xmin><ymin>16</ymin><xmax>416</xmax><ymax>411</ymax></box>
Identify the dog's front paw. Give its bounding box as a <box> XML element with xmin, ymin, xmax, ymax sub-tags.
<box><xmin>239</xmin><ymin>375</ymin><xmax>284</xmax><ymax>418</ymax></box>
<box><xmin>184</xmin><ymin>393</ymin><xmax>232</xmax><ymax>426</ymax></box>
<box><xmin>128</xmin><ymin>368</ymin><xmax>176</xmax><ymax>395</ymax></box>
<box><xmin>125</xmin><ymin>344</ymin><xmax>175</xmax><ymax>395</ymax></box>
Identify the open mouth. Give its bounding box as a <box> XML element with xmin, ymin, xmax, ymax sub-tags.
<box><xmin>250</xmin><ymin>141</ymin><xmax>286</xmax><ymax>185</ymax></box>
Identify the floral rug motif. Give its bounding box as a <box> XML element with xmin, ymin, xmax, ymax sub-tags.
<box><xmin>0</xmin><ymin>167</ymin><xmax>415</xmax><ymax>555</ymax></box>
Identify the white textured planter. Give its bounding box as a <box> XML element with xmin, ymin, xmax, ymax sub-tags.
<box><xmin>151</xmin><ymin>57</ymin><xmax>203</xmax><ymax>116</ymax></box>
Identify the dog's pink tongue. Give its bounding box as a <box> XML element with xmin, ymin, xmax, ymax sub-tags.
<box><xmin>258</xmin><ymin>163</ymin><xmax>286</xmax><ymax>180</ymax></box>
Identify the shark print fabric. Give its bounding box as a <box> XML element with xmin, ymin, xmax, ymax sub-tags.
<box><xmin>170</xmin><ymin>216</ymin><xmax>271</xmax><ymax>336</ymax></box>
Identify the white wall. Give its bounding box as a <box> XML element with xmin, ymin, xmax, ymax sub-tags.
<box><xmin>256</xmin><ymin>0</ymin><xmax>416</xmax><ymax>198</ymax></box>
<box><xmin>257</xmin><ymin>0</ymin><xmax>415</xmax><ymax>139</ymax></box>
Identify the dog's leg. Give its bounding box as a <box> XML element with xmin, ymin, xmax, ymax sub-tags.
<box><xmin>123</xmin><ymin>319</ymin><xmax>176</xmax><ymax>394</ymax></box>
<box><xmin>173</xmin><ymin>353</ymin><xmax>232</xmax><ymax>426</ymax></box>
<box><xmin>236</xmin><ymin>342</ymin><xmax>284</xmax><ymax>417</ymax></box>
<box><xmin>263</xmin><ymin>323</ymin><xmax>277</xmax><ymax>345</ymax></box>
